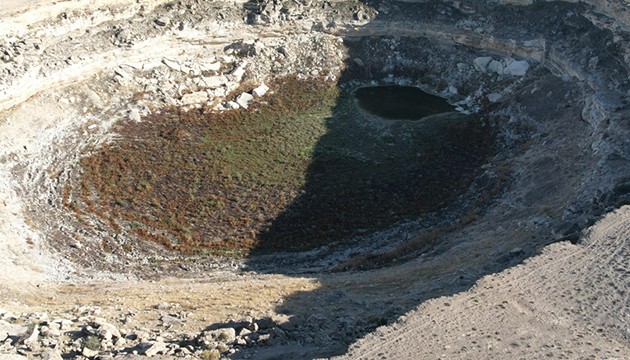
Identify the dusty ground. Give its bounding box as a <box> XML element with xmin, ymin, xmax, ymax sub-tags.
<box><xmin>1</xmin><ymin>0</ymin><xmax>629</xmax><ymax>359</ymax></box>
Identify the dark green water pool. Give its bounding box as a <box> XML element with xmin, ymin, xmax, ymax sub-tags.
<box><xmin>354</xmin><ymin>85</ymin><xmax>454</xmax><ymax>120</ymax></box>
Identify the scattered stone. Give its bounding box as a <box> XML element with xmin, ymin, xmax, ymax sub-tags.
<box><xmin>82</xmin><ymin>346</ymin><xmax>99</xmax><ymax>357</ymax></box>
<box><xmin>473</xmin><ymin>56</ymin><xmax>493</xmax><ymax>72</ymax></box>
<box><xmin>200</xmin><ymin>75</ymin><xmax>227</xmax><ymax>88</ymax></box>
<box><xmin>226</xmin><ymin>101</ymin><xmax>240</xmax><ymax>110</ymax></box>
<box><xmin>503</xmin><ymin>59</ymin><xmax>529</xmax><ymax>76</ymax></box>
<box><xmin>40</xmin><ymin>348</ymin><xmax>63</xmax><ymax>360</ymax></box>
<box><xmin>252</xmin><ymin>83</ymin><xmax>269</xmax><ymax>98</ymax></box>
<box><xmin>154</xmin><ymin>17</ymin><xmax>169</xmax><ymax>27</ymax></box>
<box><xmin>58</xmin><ymin>320</ymin><xmax>73</xmax><ymax>331</ymax></box>
<box><xmin>230</xmin><ymin>65</ymin><xmax>247</xmax><ymax>82</ymax></box>
<box><xmin>487</xmin><ymin>59</ymin><xmax>504</xmax><ymax>74</ymax></box>
<box><xmin>488</xmin><ymin>93</ymin><xmax>502</xmax><ymax>102</ymax></box>
<box><xmin>128</xmin><ymin>108</ymin><xmax>142</xmax><ymax>122</ymax></box>
<box><xmin>236</xmin><ymin>92</ymin><xmax>254</xmax><ymax>109</ymax></box>
<box><xmin>40</xmin><ymin>322</ymin><xmax>61</xmax><ymax>337</ymax></box>
<box><xmin>141</xmin><ymin>341</ymin><xmax>168</xmax><ymax>356</ymax></box>
<box><xmin>201</xmin><ymin>328</ymin><xmax>236</xmax><ymax>344</ymax></box>
<box><xmin>92</xmin><ymin>319</ymin><xmax>121</xmax><ymax>340</ymax></box>
<box><xmin>0</xmin><ymin>320</ymin><xmax>28</xmax><ymax>340</ymax></box>
<box><xmin>21</xmin><ymin>326</ymin><xmax>39</xmax><ymax>347</ymax></box>
<box><xmin>181</xmin><ymin>91</ymin><xmax>209</xmax><ymax>105</ymax></box>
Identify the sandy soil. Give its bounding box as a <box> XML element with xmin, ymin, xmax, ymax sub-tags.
<box><xmin>339</xmin><ymin>206</ymin><xmax>630</xmax><ymax>359</ymax></box>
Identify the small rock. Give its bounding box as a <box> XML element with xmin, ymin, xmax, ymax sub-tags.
<box><xmin>503</xmin><ymin>59</ymin><xmax>529</xmax><ymax>76</ymax></box>
<box><xmin>276</xmin><ymin>46</ymin><xmax>289</xmax><ymax>58</ymax></box>
<box><xmin>154</xmin><ymin>17</ymin><xmax>169</xmax><ymax>27</ymax></box>
<box><xmin>226</xmin><ymin>101</ymin><xmax>240</xmax><ymax>110</ymax></box>
<box><xmin>128</xmin><ymin>108</ymin><xmax>142</xmax><ymax>122</ymax></box>
<box><xmin>473</xmin><ymin>56</ymin><xmax>493</xmax><ymax>72</ymax></box>
<box><xmin>142</xmin><ymin>341</ymin><xmax>168</xmax><ymax>357</ymax></box>
<box><xmin>41</xmin><ymin>348</ymin><xmax>63</xmax><ymax>360</ymax></box>
<box><xmin>202</xmin><ymin>328</ymin><xmax>236</xmax><ymax>344</ymax></box>
<box><xmin>69</xmin><ymin>242</ymin><xmax>82</xmax><ymax>249</ymax></box>
<box><xmin>21</xmin><ymin>326</ymin><xmax>39</xmax><ymax>347</ymax></box>
<box><xmin>58</xmin><ymin>320</ymin><xmax>73</xmax><ymax>331</ymax></box>
<box><xmin>488</xmin><ymin>93</ymin><xmax>502</xmax><ymax>102</ymax></box>
<box><xmin>181</xmin><ymin>91</ymin><xmax>209</xmax><ymax>106</ymax></box>
<box><xmin>162</xmin><ymin>58</ymin><xmax>182</xmax><ymax>72</ymax></box>
<box><xmin>201</xmin><ymin>349</ymin><xmax>220</xmax><ymax>360</ymax></box>
<box><xmin>252</xmin><ymin>83</ymin><xmax>269</xmax><ymax>98</ymax></box>
<box><xmin>236</xmin><ymin>92</ymin><xmax>254</xmax><ymax>109</ymax></box>
<box><xmin>82</xmin><ymin>347</ymin><xmax>99</xmax><ymax>357</ymax></box>
<box><xmin>0</xmin><ymin>320</ymin><xmax>27</xmax><ymax>341</ymax></box>
<box><xmin>40</xmin><ymin>323</ymin><xmax>61</xmax><ymax>337</ymax></box>
<box><xmin>448</xmin><ymin>85</ymin><xmax>458</xmax><ymax>95</ymax></box>
<box><xmin>92</xmin><ymin>319</ymin><xmax>121</xmax><ymax>340</ymax></box>
<box><xmin>487</xmin><ymin>59</ymin><xmax>504</xmax><ymax>74</ymax></box>
<box><xmin>354</xmin><ymin>9</ymin><xmax>370</xmax><ymax>21</ymax></box>
<box><xmin>230</xmin><ymin>65</ymin><xmax>246</xmax><ymax>82</ymax></box>
<box><xmin>114</xmin><ymin>67</ymin><xmax>132</xmax><ymax>80</ymax></box>
<box><xmin>216</xmin><ymin>343</ymin><xmax>229</xmax><ymax>352</ymax></box>
<box><xmin>201</xmin><ymin>62</ymin><xmax>222</xmax><ymax>72</ymax></box>
<box><xmin>201</xmin><ymin>75</ymin><xmax>227</xmax><ymax>88</ymax></box>
<box><xmin>114</xmin><ymin>337</ymin><xmax>126</xmax><ymax>347</ymax></box>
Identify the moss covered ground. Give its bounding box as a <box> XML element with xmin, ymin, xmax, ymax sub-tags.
<box><xmin>67</xmin><ymin>76</ymin><xmax>495</xmax><ymax>255</ymax></box>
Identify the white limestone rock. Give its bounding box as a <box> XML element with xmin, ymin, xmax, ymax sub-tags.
<box><xmin>236</xmin><ymin>92</ymin><xmax>254</xmax><ymax>109</ymax></box>
<box><xmin>252</xmin><ymin>83</ymin><xmax>269</xmax><ymax>98</ymax></box>
<box><xmin>200</xmin><ymin>75</ymin><xmax>227</xmax><ymax>88</ymax></box>
<box><xmin>181</xmin><ymin>91</ymin><xmax>209</xmax><ymax>105</ymax></box>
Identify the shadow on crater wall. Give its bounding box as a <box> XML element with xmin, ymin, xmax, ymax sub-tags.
<box><xmin>222</xmin><ymin>1</ymin><xmax>606</xmax><ymax>358</ymax></box>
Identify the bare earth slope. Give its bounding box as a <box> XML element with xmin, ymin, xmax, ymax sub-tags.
<box><xmin>339</xmin><ymin>206</ymin><xmax>630</xmax><ymax>360</ymax></box>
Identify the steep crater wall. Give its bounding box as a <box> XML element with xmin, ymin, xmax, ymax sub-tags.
<box><xmin>1</xmin><ymin>0</ymin><xmax>628</xmax><ymax>276</ymax></box>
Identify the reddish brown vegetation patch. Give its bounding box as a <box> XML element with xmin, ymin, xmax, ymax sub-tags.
<box><xmin>66</xmin><ymin>76</ymin><xmax>495</xmax><ymax>256</ymax></box>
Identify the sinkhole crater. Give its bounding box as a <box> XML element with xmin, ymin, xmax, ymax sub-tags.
<box><xmin>68</xmin><ymin>77</ymin><xmax>496</xmax><ymax>256</ymax></box>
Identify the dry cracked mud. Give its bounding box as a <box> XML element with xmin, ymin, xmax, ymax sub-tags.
<box><xmin>0</xmin><ymin>0</ymin><xmax>629</xmax><ymax>359</ymax></box>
